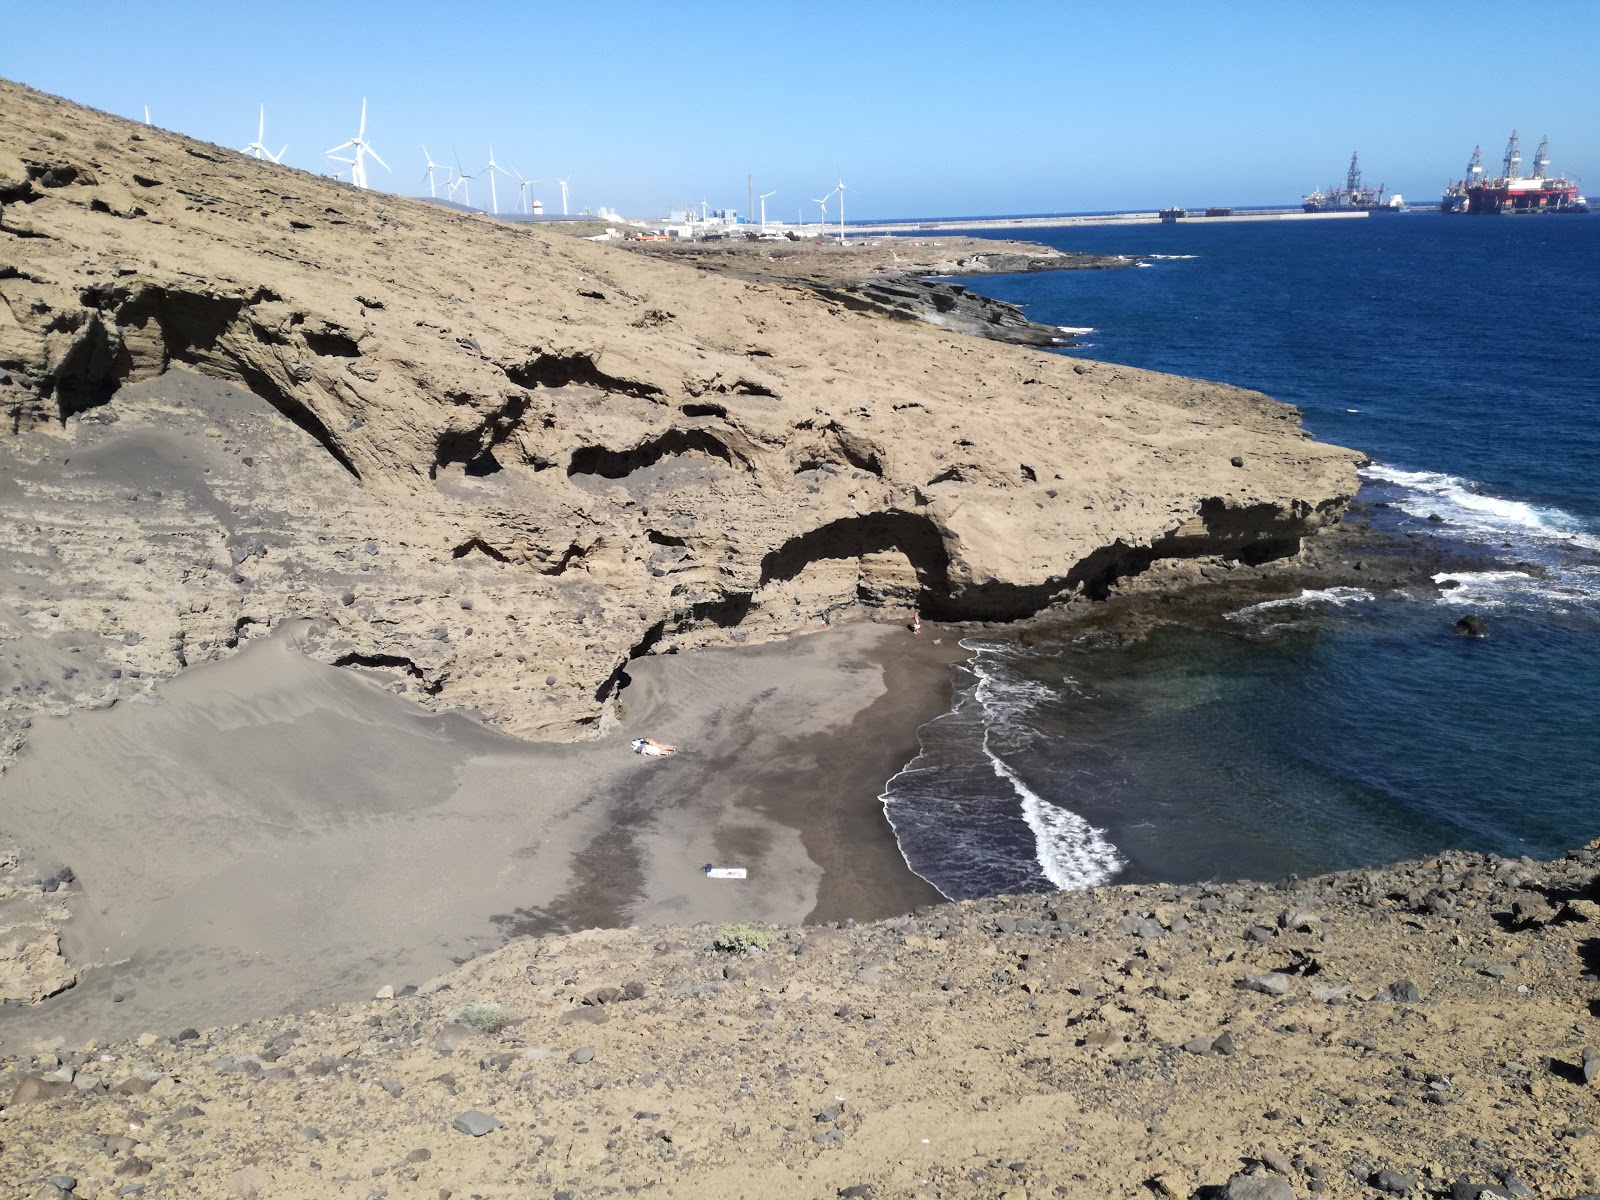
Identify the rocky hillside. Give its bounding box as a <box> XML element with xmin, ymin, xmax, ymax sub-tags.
<box><xmin>7</xmin><ymin>842</ymin><xmax>1600</xmax><ymax>1199</ymax></box>
<box><xmin>1</xmin><ymin>78</ymin><xmax>1357</xmax><ymax>751</ymax></box>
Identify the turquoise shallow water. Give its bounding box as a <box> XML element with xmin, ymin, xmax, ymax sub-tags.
<box><xmin>881</xmin><ymin>214</ymin><xmax>1600</xmax><ymax>898</ymax></box>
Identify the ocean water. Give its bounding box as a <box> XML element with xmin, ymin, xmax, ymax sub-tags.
<box><xmin>882</xmin><ymin>215</ymin><xmax>1600</xmax><ymax>898</ymax></box>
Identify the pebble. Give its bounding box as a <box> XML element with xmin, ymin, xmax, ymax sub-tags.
<box><xmin>568</xmin><ymin>1046</ymin><xmax>596</xmax><ymax>1064</ymax></box>
<box><xmin>299</xmin><ymin>1126</ymin><xmax>323</xmax><ymax>1142</ymax></box>
<box><xmin>1384</xmin><ymin>979</ymin><xmax>1422</xmax><ymax>1003</ymax></box>
<box><xmin>1223</xmin><ymin>1173</ymin><xmax>1294</xmax><ymax>1200</ymax></box>
<box><xmin>1372</xmin><ymin>1168</ymin><xmax>1417</xmax><ymax>1194</ymax></box>
<box><xmin>1243</xmin><ymin>972</ymin><xmax>1293</xmax><ymax>997</ymax></box>
<box><xmin>451</xmin><ymin>1110</ymin><xmax>502</xmax><ymax>1137</ymax></box>
<box><xmin>1260</xmin><ymin>1151</ymin><xmax>1292</xmax><ymax>1176</ymax></box>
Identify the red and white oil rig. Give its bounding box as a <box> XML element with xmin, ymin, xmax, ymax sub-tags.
<box><xmin>1441</xmin><ymin>132</ymin><xmax>1588</xmax><ymax>214</ymax></box>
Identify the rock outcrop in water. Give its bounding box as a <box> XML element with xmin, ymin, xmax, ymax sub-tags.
<box><xmin>0</xmin><ymin>79</ymin><xmax>1358</xmax><ymax>754</ymax></box>
<box><xmin>627</xmin><ymin>236</ymin><xmax>1138</xmax><ymax>346</ymax></box>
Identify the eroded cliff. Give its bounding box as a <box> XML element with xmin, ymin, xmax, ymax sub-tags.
<box><xmin>0</xmin><ymin>79</ymin><xmax>1358</xmax><ymax>749</ymax></box>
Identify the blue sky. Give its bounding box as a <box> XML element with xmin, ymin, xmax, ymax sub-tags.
<box><xmin>5</xmin><ymin>1</ymin><xmax>1597</xmax><ymax>219</ymax></box>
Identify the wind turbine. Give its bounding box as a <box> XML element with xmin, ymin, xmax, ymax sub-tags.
<box><xmin>451</xmin><ymin>150</ymin><xmax>474</xmax><ymax>207</ymax></box>
<box><xmin>482</xmin><ymin>144</ymin><xmax>513</xmax><ymax>215</ymax></box>
<box><xmin>759</xmin><ymin>189</ymin><xmax>777</xmax><ymax>228</ymax></box>
<box><xmin>810</xmin><ymin>193</ymin><xmax>831</xmax><ymax>226</ymax></box>
<box><xmin>421</xmin><ymin>145</ymin><xmax>448</xmax><ymax>198</ymax></box>
<box><xmin>556</xmin><ymin>176</ymin><xmax>571</xmax><ymax>216</ymax></box>
<box><xmin>512</xmin><ymin>167</ymin><xmax>541</xmax><ymax>215</ymax></box>
<box><xmin>325</xmin><ymin>98</ymin><xmax>388</xmax><ymax>190</ymax></box>
<box><xmin>834</xmin><ymin>177</ymin><xmax>848</xmax><ymax>244</ymax></box>
<box><xmin>242</xmin><ymin>104</ymin><xmax>286</xmax><ymax>162</ymax></box>
<box><xmin>326</xmin><ymin>155</ymin><xmax>354</xmax><ymax>182</ymax></box>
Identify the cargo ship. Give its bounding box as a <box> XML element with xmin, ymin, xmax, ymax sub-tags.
<box><xmin>1441</xmin><ymin>133</ymin><xmax>1589</xmax><ymax>214</ymax></box>
<box><xmin>1303</xmin><ymin>152</ymin><xmax>1406</xmax><ymax>212</ymax></box>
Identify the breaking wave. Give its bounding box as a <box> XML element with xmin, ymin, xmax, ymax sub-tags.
<box><xmin>879</xmin><ymin>640</ymin><xmax>1123</xmax><ymax>900</ymax></box>
<box><xmin>1362</xmin><ymin>464</ymin><xmax>1600</xmax><ymax>552</ymax></box>
<box><xmin>1227</xmin><ymin>587</ymin><xmax>1376</xmax><ymax>619</ymax></box>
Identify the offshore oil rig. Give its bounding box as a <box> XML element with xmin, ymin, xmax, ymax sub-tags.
<box><xmin>1303</xmin><ymin>152</ymin><xmax>1405</xmax><ymax>212</ymax></box>
<box><xmin>1441</xmin><ymin>132</ymin><xmax>1589</xmax><ymax>214</ymax></box>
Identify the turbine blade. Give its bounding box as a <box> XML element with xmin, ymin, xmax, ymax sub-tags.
<box><xmin>275</xmin><ymin>145</ymin><xmax>287</xmax><ymax>162</ymax></box>
<box><xmin>366</xmin><ymin>146</ymin><xmax>390</xmax><ymax>173</ymax></box>
<box><xmin>327</xmin><ymin>140</ymin><xmax>355</xmax><ymax>154</ymax></box>
<box><xmin>359</xmin><ymin>97</ymin><xmax>367</xmax><ymax>138</ymax></box>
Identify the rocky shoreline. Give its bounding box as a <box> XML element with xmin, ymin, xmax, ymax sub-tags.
<box><xmin>626</xmin><ymin>235</ymin><xmax>1134</xmax><ymax>346</ymax></box>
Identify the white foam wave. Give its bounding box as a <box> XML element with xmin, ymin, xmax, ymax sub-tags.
<box><xmin>1432</xmin><ymin>570</ymin><xmax>1532</xmax><ymax>587</ymax></box>
<box><xmin>1057</xmin><ymin>325</ymin><xmax>1096</xmax><ymax>335</ymax></box>
<box><xmin>1227</xmin><ymin>587</ymin><xmax>1375</xmax><ymax>618</ymax></box>
<box><xmin>1144</xmin><ymin>254</ymin><xmax>1199</xmax><ymax>260</ymax></box>
<box><xmin>1429</xmin><ymin>568</ymin><xmax>1598</xmax><ymax>610</ymax></box>
<box><xmin>970</xmin><ymin>647</ymin><xmax>1123</xmax><ymax>890</ymax></box>
<box><xmin>1363</xmin><ymin>463</ymin><xmax>1599</xmax><ymax>549</ymax></box>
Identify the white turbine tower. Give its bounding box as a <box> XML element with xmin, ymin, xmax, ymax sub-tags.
<box><xmin>556</xmin><ymin>176</ymin><xmax>571</xmax><ymax>215</ymax></box>
<box><xmin>421</xmin><ymin>145</ymin><xmax>448</xmax><ymax>198</ymax></box>
<box><xmin>512</xmin><ymin>167</ymin><xmax>541</xmax><ymax>215</ymax></box>
<box><xmin>143</xmin><ymin>105</ymin><xmax>151</xmax><ymax>126</ymax></box>
<box><xmin>759</xmin><ymin>189</ymin><xmax>777</xmax><ymax>228</ymax></box>
<box><xmin>451</xmin><ymin>150</ymin><xmax>474</xmax><ymax>207</ymax></box>
<box><xmin>242</xmin><ymin>105</ymin><xmax>286</xmax><ymax>162</ymax></box>
<box><xmin>325</xmin><ymin>98</ymin><xmax>388</xmax><ymax>190</ymax></box>
<box><xmin>834</xmin><ymin>177</ymin><xmax>848</xmax><ymax>244</ymax></box>
<box><xmin>482</xmin><ymin>144</ymin><xmax>513</xmax><ymax>215</ymax></box>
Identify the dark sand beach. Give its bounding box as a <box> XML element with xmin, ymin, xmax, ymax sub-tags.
<box><xmin>0</xmin><ymin>619</ymin><xmax>958</xmax><ymax>1046</ymax></box>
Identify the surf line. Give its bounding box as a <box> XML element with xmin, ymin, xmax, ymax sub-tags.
<box><xmin>968</xmin><ymin>643</ymin><xmax>1125</xmax><ymax>891</ymax></box>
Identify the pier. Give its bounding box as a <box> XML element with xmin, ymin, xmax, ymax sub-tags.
<box><xmin>839</xmin><ymin>208</ymin><xmax>1370</xmax><ymax>235</ymax></box>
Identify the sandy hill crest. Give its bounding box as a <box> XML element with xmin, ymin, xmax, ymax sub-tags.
<box><xmin>1</xmin><ymin>78</ymin><xmax>1356</xmax><ymax>748</ymax></box>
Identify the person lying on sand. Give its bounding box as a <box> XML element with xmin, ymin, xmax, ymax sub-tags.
<box><xmin>631</xmin><ymin>737</ymin><xmax>677</xmax><ymax>757</ymax></box>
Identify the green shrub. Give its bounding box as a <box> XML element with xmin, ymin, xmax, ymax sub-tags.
<box><xmin>712</xmin><ymin>924</ymin><xmax>770</xmax><ymax>954</ymax></box>
<box><xmin>453</xmin><ymin>1004</ymin><xmax>520</xmax><ymax>1033</ymax></box>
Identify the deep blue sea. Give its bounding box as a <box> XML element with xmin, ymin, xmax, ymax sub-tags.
<box><xmin>881</xmin><ymin>214</ymin><xmax>1600</xmax><ymax>898</ymax></box>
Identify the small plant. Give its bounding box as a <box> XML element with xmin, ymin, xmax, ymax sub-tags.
<box><xmin>453</xmin><ymin>1004</ymin><xmax>520</xmax><ymax>1034</ymax></box>
<box><xmin>712</xmin><ymin>924</ymin><xmax>770</xmax><ymax>954</ymax></box>
<box><xmin>46</xmin><ymin>130</ymin><xmax>65</xmax><ymax>142</ymax></box>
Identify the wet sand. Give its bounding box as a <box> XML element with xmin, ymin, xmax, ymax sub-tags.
<box><xmin>0</xmin><ymin>619</ymin><xmax>960</xmax><ymax>1046</ymax></box>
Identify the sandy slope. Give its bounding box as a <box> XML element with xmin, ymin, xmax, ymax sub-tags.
<box><xmin>6</xmin><ymin>844</ymin><xmax>1600</xmax><ymax>1199</ymax></box>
